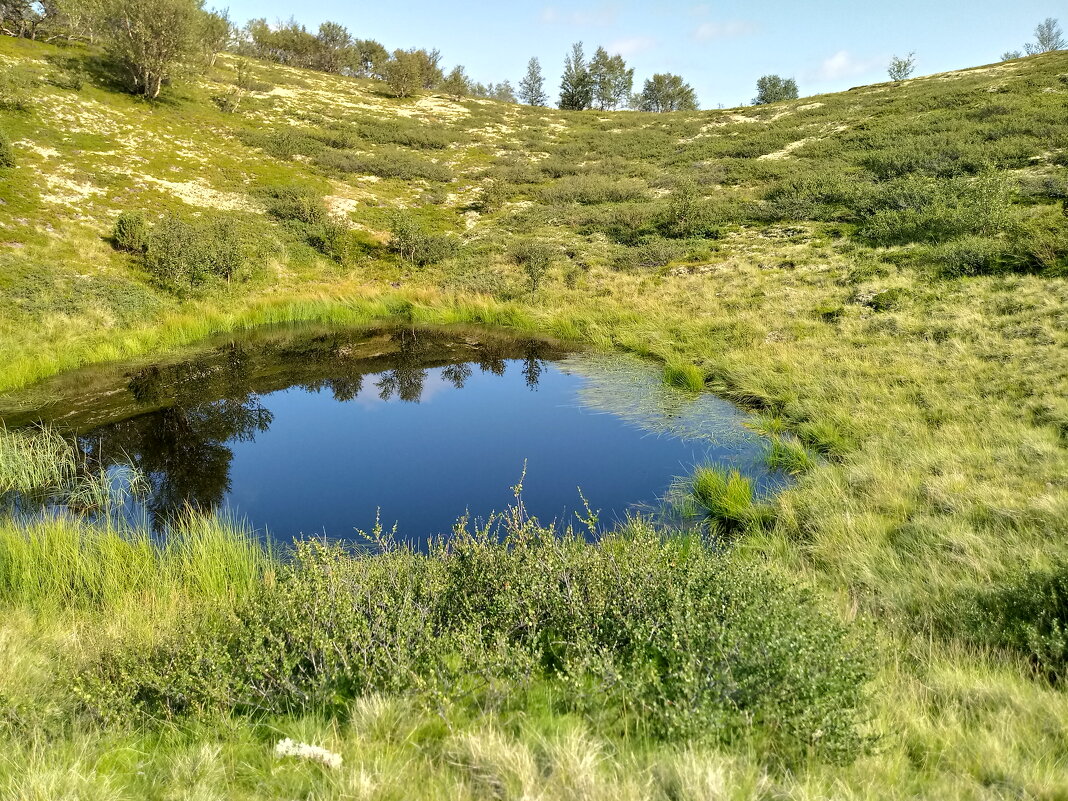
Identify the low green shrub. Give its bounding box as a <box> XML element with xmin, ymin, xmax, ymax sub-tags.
<box><xmin>0</xmin><ymin>128</ymin><xmax>13</xmax><ymax>168</ymax></box>
<box><xmin>539</xmin><ymin>175</ymin><xmax>648</xmax><ymax>205</ymax></box>
<box><xmin>238</xmin><ymin>127</ymin><xmax>323</xmax><ymax>160</ymax></box>
<box><xmin>263</xmin><ymin>185</ymin><xmax>329</xmax><ymax>226</ymax></box>
<box><xmin>660</xmin><ymin>179</ymin><xmax>723</xmax><ymax>238</ymax></box>
<box><xmin>613</xmin><ymin>237</ymin><xmax>681</xmax><ymax>271</ymax></box>
<box><xmin>0</xmin><ymin>68</ymin><xmax>35</xmax><ymax>112</ymax></box>
<box><xmin>959</xmin><ymin>561</ymin><xmax>1068</xmax><ymax>682</ymax></box>
<box><xmin>925</xmin><ymin>235</ymin><xmax>1013</xmax><ymax>277</ymax></box>
<box><xmin>388</xmin><ymin>213</ymin><xmax>457</xmax><ymax>266</ymax></box>
<box><xmin>72</xmin><ymin>520</ymin><xmax>871</xmax><ymax>763</ymax></box>
<box><xmin>143</xmin><ymin>213</ymin><xmax>260</xmax><ymax>289</ymax></box>
<box><xmin>111</xmin><ymin>211</ymin><xmax>149</xmax><ymax>254</ymax></box>
<box><xmin>316</xmin><ymin>147</ymin><xmax>454</xmax><ymax>183</ymax></box>
<box><xmin>857</xmin><ymin>173</ymin><xmax>1015</xmax><ymax>247</ymax></box>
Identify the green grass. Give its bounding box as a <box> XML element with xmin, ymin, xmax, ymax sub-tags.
<box><xmin>0</xmin><ymin>33</ymin><xmax>1067</xmax><ymax>798</ymax></box>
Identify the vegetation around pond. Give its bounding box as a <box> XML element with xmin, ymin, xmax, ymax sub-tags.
<box><xmin>0</xmin><ymin>22</ymin><xmax>1066</xmax><ymax>800</ymax></box>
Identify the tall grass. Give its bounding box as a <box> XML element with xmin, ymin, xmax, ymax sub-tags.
<box><xmin>0</xmin><ymin>512</ymin><xmax>266</xmax><ymax>612</ymax></box>
<box><xmin>0</xmin><ymin>425</ymin><xmax>77</xmax><ymax>494</ymax></box>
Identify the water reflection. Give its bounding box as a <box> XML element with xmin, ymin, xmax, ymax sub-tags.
<box><xmin>65</xmin><ymin>329</ymin><xmax>555</xmax><ymax>528</ymax></box>
<box><xmin>0</xmin><ymin>325</ymin><xmax>771</xmax><ymax>541</ymax></box>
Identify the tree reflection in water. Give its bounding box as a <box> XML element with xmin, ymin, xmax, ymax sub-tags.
<box><xmin>71</xmin><ymin>329</ymin><xmax>555</xmax><ymax>528</ymax></box>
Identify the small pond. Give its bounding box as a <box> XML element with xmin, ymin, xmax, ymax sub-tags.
<box><xmin>0</xmin><ymin>325</ymin><xmax>778</xmax><ymax>545</ymax></box>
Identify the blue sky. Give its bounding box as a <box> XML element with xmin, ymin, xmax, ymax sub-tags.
<box><xmin>220</xmin><ymin>1</ymin><xmax>1063</xmax><ymax>107</ymax></box>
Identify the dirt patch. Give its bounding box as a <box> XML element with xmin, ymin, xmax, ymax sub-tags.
<box><xmin>138</xmin><ymin>176</ymin><xmax>256</xmax><ymax>212</ymax></box>
<box><xmin>40</xmin><ymin>174</ymin><xmax>105</xmax><ymax>206</ymax></box>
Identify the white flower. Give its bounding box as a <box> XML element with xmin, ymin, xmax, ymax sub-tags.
<box><xmin>274</xmin><ymin>738</ymin><xmax>343</xmax><ymax>770</ymax></box>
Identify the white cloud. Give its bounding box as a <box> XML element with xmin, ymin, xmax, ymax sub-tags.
<box><xmin>607</xmin><ymin>36</ymin><xmax>657</xmax><ymax>56</ymax></box>
<box><xmin>693</xmin><ymin>20</ymin><xmax>757</xmax><ymax>41</ymax></box>
<box><xmin>812</xmin><ymin>50</ymin><xmax>882</xmax><ymax>81</ymax></box>
<box><xmin>540</xmin><ymin>4</ymin><xmax>618</xmax><ymax>27</ymax></box>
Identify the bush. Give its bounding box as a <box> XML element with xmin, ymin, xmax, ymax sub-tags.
<box><xmin>0</xmin><ymin>69</ymin><xmax>34</xmax><ymax>112</ymax></box>
<box><xmin>264</xmin><ymin>185</ymin><xmax>330</xmax><ymax>226</ymax></box>
<box><xmin>316</xmin><ymin>147</ymin><xmax>454</xmax><ymax>182</ymax></box>
<box><xmin>960</xmin><ymin>562</ymin><xmax>1068</xmax><ymax>682</ymax></box>
<box><xmin>539</xmin><ymin>175</ymin><xmax>649</xmax><ymax>205</ymax></box>
<box><xmin>660</xmin><ymin>179</ymin><xmax>723</xmax><ymax>238</ymax></box>
<box><xmin>926</xmin><ymin>236</ymin><xmax>1013</xmax><ymax>277</ymax></box>
<box><xmin>389</xmin><ymin>214</ymin><xmax>457</xmax><ymax>266</ymax></box>
<box><xmin>857</xmin><ymin>173</ymin><xmax>1015</xmax><ymax>247</ymax></box>
<box><xmin>613</xmin><ymin>237</ymin><xmax>681</xmax><ymax>271</ymax></box>
<box><xmin>143</xmin><ymin>213</ymin><xmax>258</xmax><ymax>288</ymax></box>
<box><xmin>765</xmin><ymin>172</ymin><xmax>859</xmax><ymax>222</ymax></box>
<box><xmin>112</xmin><ymin>211</ymin><xmax>149</xmax><ymax>253</ymax></box>
<box><xmin>238</xmin><ymin>127</ymin><xmax>323</xmax><ymax>160</ymax></box>
<box><xmin>144</xmin><ymin>216</ymin><xmax>208</xmax><ymax>288</ymax></box>
<box><xmin>0</xmin><ymin>129</ymin><xmax>13</xmax><ymax>168</ymax></box>
<box><xmin>73</xmin><ymin>521</ymin><xmax>871</xmax><ymax>763</ymax></box>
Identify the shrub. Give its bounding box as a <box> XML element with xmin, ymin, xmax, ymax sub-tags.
<box><xmin>960</xmin><ymin>562</ymin><xmax>1068</xmax><ymax>682</ymax></box>
<box><xmin>307</xmin><ymin>219</ymin><xmax>361</xmax><ymax>266</ymax></box>
<box><xmin>238</xmin><ymin>128</ymin><xmax>323</xmax><ymax>160</ymax></box>
<box><xmin>539</xmin><ymin>175</ymin><xmax>648</xmax><ymax>205</ymax></box>
<box><xmin>264</xmin><ymin>185</ymin><xmax>329</xmax><ymax>226</ymax></box>
<box><xmin>660</xmin><ymin>179</ymin><xmax>723</xmax><ymax>238</ymax></box>
<box><xmin>73</xmin><ymin>520</ymin><xmax>871</xmax><ymax>763</ymax></box>
<box><xmin>857</xmin><ymin>173</ymin><xmax>1015</xmax><ymax>247</ymax></box>
<box><xmin>0</xmin><ymin>69</ymin><xmax>35</xmax><ymax>112</ymax></box>
<box><xmin>144</xmin><ymin>216</ymin><xmax>208</xmax><ymax>288</ymax></box>
<box><xmin>112</xmin><ymin>211</ymin><xmax>149</xmax><ymax>253</ymax></box>
<box><xmin>613</xmin><ymin>237</ymin><xmax>680</xmax><ymax>271</ymax></box>
<box><xmin>316</xmin><ymin>148</ymin><xmax>454</xmax><ymax>183</ymax></box>
<box><xmin>143</xmin><ymin>213</ymin><xmax>258</xmax><ymax>288</ymax></box>
<box><xmin>765</xmin><ymin>172</ymin><xmax>859</xmax><ymax>222</ymax></box>
<box><xmin>926</xmin><ymin>236</ymin><xmax>1013</xmax><ymax>277</ymax></box>
<box><xmin>0</xmin><ymin>129</ymin><xmax>13</xmax><ymax>168</ymax></box>
<box><xmin>388</xmin><ymin>214</ymin><xmax>457</xmax><ymax>266</ymax></box>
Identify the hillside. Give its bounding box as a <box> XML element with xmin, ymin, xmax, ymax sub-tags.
<box><xmin>2</xmin><ymin>32</ymin><xmax>1068</xmax><ymax>799</ymax></box>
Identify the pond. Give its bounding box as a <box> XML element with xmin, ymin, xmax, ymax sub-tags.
<box><xmin>0</xmin><ymin>325</ymin><xmax>778</xmax><ymax>545</ymax></box>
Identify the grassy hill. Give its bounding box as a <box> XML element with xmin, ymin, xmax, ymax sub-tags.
<box><xmin>1</xmin><ymin>33</ymin><xmax>1068</xmax><ymax>799</ymax></box>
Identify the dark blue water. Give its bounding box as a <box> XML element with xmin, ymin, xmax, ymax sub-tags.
<box><xmin>0</xmin><ymin>326</ymin><xmax>775</xmax><ymax>544</ymax></box>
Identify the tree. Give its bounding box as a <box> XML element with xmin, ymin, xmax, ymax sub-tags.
<box><xmin>383</xmin><ymin>49</ymin><xmax>422</xmax><ymax>97</ymax></box>
<box><xmin>489</xmin><ymin>80</ymin><xmax>516</xmax><ymax>103</ymax></box>
<box><xmin>439</xmin><ymin>65</ymin><xmax>469</xmax><ymax>100</ymax></box>
<box><xmin>589</xmin><ymin>46</ymin><xmax>632</xmax><ymax>110</ymax></box>
<box><xmin>558</xmin><ymin>41</ymin><xmax>593</xmax><ymax>110</ymax></box>
<box><xmin>410</xmin><ymin>47</ymin><xmax>443</xmax><ymax>88</ymax></box>
<box><xmin>887</xmin><ymin>52</ymin><xmax>916</xmax><ymax>82</ymax></box>
<box><xmin>351</xmin><ymin>38</ymin><xmax>388</xmax><ymax>78</ymax></box>
<box><xmin>510</xmin><ymin>239</ymin><xmax>555</xmax><ymax>296</ymax></box>
<box><xmin>103</xmin><ymin>0</ymin><xmax>202</xmax><ymax>98</ymax></box>
<box><xmin>0</xmin><ymin>0</ymin><xmax>43</xmax><ymax>38</ymax></box>
<box><xmin>199</xmin><ymin>8</ymin><xmax>232</xmax><ymax>67</ymax></box>
<box><xmin>519</xmin><ymin>56</ymin><xmax>547</xmax><ymax>105</ymax></box>
<box><xmin>1001</xmin><ymin>50</ymin><xmax>1022</xmax><ymax>61</ymax></box>
<box><xmin>1024</xmin><ymin>17</ymin><xmax>1065</xmax><ymax>55</ymax></box>
<box><xmin>753</xmin><ymin>74</ymin><xmax>798</xmax><ymax>105</ymax></box>
<box><xmin>314</xmin><ymin>21</ymin><xmax>351</xmax><ymax>73</ymax></box>
<box><xmin>635</xmin><ymin>73</ymin><xmax>698</xmax><ymax>112</ymax></box>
